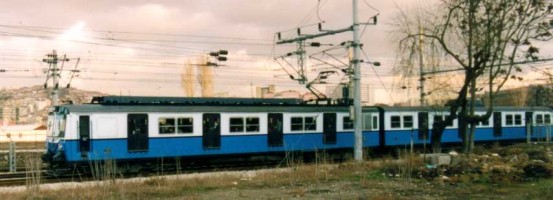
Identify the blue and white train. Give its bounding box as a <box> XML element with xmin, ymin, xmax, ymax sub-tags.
<box><xmin>42</xmin><ymin>96</ymin><xmax>553</xmax><ymax>170</ymax></box>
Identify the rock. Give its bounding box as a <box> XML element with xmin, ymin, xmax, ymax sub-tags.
<box><xmin>449</xmin><ymin>151</ymin><xmax>459</xmax><ymax>156</ymax></box>
<box><xmin>421</xmin><ymin>153</ymin><xmax>452</xmax><ymax>166</ymax></box>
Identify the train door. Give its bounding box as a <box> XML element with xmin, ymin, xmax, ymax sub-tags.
<box><xmin>323</xmin><ymin>113</ymin><xmax>337</xmax><ymax>144</ymax></box>
<box><xmin>203</xmin><ymin>113</ymin><xmax>221</xmax><ymax>149</ymax></box>
<box><xmin>128</xmin><ymin>114</ymin><xmax>149</xmax><ymax>152</ymax></box>
<box><xmin>493</xmin><ymin>112</ymin><xmax>502</xmax><ymax>137</ymax></box>
<box><xmin>418</xmin><ymin>112</ymin><xmax>429</xmax><ymax>140</ymax></box>
<box><xmin>525</xmin><ymin>111</ymin><xmax>533</xmax><ymax>136</ymax></box>
<box><xmin>268</xmin><ymin>113</ymin><xmax>283</xmax><ymax>147</ymax></box>
<box><xmin>78</xmin><ymin>116</ymin><xmax>91</xmax><ymax>152</ymax></box>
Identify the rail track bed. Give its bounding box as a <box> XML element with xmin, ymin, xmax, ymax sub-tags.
<box><xmin>0</xmin><ymin>159</ymin><xmax>289</xmax><ymax>187</ymax></box>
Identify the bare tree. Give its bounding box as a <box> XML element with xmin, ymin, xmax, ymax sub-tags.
<box><xmin>394</xmin><ymin>0</ymin><xmax>553</xmax><ymax>153</ymax></box>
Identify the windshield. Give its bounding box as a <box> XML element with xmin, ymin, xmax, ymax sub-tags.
<box><xmin>47</xmin><ymin>113</ymin><xmax>54</xmax><ymax>137</ymax></box>
<box><xmin>48</xmin><ymin>112</ymin><xmax>67</xmax><ymax>138</ymax></box>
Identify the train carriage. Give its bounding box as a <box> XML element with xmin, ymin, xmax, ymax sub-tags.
<box><xmin>43</xmin><ymin>96</ymin><xmax>553</xmax><ymax>171</ymax></box>
<box><xmin>43</xmin><ymin>96</ymin><xmax>382</xmax><ymax>167</ymax></box>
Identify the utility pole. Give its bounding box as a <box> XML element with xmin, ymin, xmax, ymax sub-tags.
<box><xmin>277</xmin><ymin>0</ymin><xmax>374</xmax><ymax>161</ymax></box>
<box><xmin>418</xmin><ymin>26</ymin><xmax>426</xmax><ymax>106</ymax></box>
<box><xmin>43</xmin><ymin>50</ymin><xmax>69</xmax><ymax>106</ymax></box>
<box><xmin>351</xmin><ymin>0</ymin><xmax>363</xmax><ymax>161</ymax></box>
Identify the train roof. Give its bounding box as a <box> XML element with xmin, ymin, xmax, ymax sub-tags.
<box><xmin>91</xmin><ymin>96</ymin><xmax>306</xmax><ymax>106</ymax></box>
<box><xmin>379</xmin><ymin>106</ymin><xmax>552</xmax><ymax>112</ymax></box>
<box><xmin>55</xmin><ymin>104</ymin><xmax>379</xmax><ymax>113</ymax></box>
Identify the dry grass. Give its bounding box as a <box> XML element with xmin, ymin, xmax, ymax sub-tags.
<box><xmin>3</xmin><ymin>144</ymin><xmax>553</xmax><ymax>199</ymax></box>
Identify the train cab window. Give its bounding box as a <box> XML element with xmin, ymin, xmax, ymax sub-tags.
<box><xmin>343</xmin><ymin>116</ymin><xmax>354</xmax><ymax>130</ymax></box>
<box><xmin>391</xmin><ymin>116</ymin><xmax>401</xmax><ymax>128</ymax></box>
<box><xmin>546</xmin><ymin>114</ymin><xmax>551</xmax><ymax>124</ymax></box>
<box><xmin>229</xmin><ymin>117</ymin><xmax>245</xmax><ymax>132</ymax></box>
<box><xmin>177</xmin><ymin>118</ymin><xmax>193</xmax><ymax>134</ymax></box>
<box><xmin>304</xmin><ymin>117</ymin><xmax>317</xmax><ymax>131</ymax></box>
<box><xmin>57</xmin><ymin>115</ymin><xmax>67</xmax><ymax>137</ymax></box>
<box><xmin>514</xmin><ymin>114</ymin><xmax>522</xmax><ymax>125</ymax></box>
<box><xmin>403</xmin><ymin>116</ymin><xmax>413</xmax><ymax>128</ymax></box>
<box><xmin>159</xmin><ymin>118</ymin><xmax>176</xmax><ymax>134</ymax></box>
<box><xmin>245</xmin><ymin>117</ymin><xmax>260</xmax><ymax>132</ymax></box>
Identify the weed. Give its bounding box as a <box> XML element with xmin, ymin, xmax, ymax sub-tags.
<box><xmin>23</xmin><ymin>154</ymin><xmax>42</xmax><ymax>194</ymax></box>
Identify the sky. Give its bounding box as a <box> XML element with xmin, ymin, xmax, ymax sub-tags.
<box><xmin>0</xmin><ymin>0</ymin><xmax>551</xmax><ymax>105</ymax></box>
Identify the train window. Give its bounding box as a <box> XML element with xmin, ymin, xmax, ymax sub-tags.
<box><xmin>514</xmin><ymin>114</ymin><xmax>522</xmax><ymax>125</ymax></box>
<box><xmin>343</xmin><ymin>116</ymin><xmax>354</xmax><ymax>130</ymax></box>
<box><xmin>290</xmin><ymin>116</ymin><xmax>317</xmax><ymax>131</ymax></box>
<box><xmin>159</xmin><ymin>118</ymin><xmax>176</xmax><ymax>134</ymax></box>
<box><xmin>546</xmin><ymin>114</ymin><xmax>551</xmax><ymax>124</ymax></box>
<box><xmin>403</xmin><ymin>116</ymin><xmax>413</xmax><ymax>128</ymax></box>
<box><xmin>57</xmin><ymin>115</ymin><xmax>67</xmax><ymax>137</ymax></box>
<box><xmin>229</xmin><ymin>117</ymin><xmax>244</xmax><ymax>132</ymax></box>
<box><xmin>177</xmin><ymin>118</ymin><xmax>193</xmax><ymax>134</ymax></box>
<box><xmin>291</xmin><ymin>117</ymin><xmax>303</xmax><ymax>131</ymax></box>
<box><xmin>433</xmin><ymin>115</ymin><xmax>453</xmax><ymax>127</ymax></box>
<box><xmin>363</xmin><ymin>114</ymin><xmax>371</xmax><ymax>130</ymax></box>
<box><xmin>372</xmin><ymin>116</ymin><xmax>379</xmax><ymax>130</ymax></box>
<box><xmin>245</xmin><ymin>117</ymin><xmax>260</xmax><ymax>132</ymax></box>
<box><xmin>481</xmin><ymin>118</ymin><xmax>490</xmax><ymax>126</ymax></box>
<box><xmin>506</xmin><ymin>114</ymin><xmax>514</xmax><ymax>125</ymax></box>
<box><xmin>536</xmin><ymin>114</ymin><xmax>544</xmax><ymax>124</ymax></box>
<box><xmin>391</xmin><ymin>116</ymin><xmax>401</xmax><ymax>128</ymax></box>
<box><xmin>305</xmin><ymin>117</ymin><xmax>317</xmax><ymax>131</ymax></box>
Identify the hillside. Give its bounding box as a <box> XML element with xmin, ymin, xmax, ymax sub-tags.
<box><xmin>0</xmin><ymin>85</ymin><xmax>107</xmax><ymax>125</ymax></box>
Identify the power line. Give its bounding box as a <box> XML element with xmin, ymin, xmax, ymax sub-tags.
<box><xmin>0</xmin><ymin>24</ymin><xmax>272</xmax><ymax>42</ymax></box>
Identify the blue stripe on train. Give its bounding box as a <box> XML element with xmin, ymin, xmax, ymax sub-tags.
<box><xmin>384</xmin><ymin>127</ymin><xmax>543</xmax><ymax>146</ymax></box>
<box><xmin>61</xmin><ymin>131</ymin><xmax>380</xmax><ymax>162</ymax></box>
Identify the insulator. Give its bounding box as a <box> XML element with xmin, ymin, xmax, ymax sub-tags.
<box><xmin>217</xmin><ymin>57</ymin><xmax>227</xmax><ymax>61</ymax></box>
<box><xmin>218</xmin><ymin>50</ymin><xmax>228</xmax><ymax>55</ymax></box>
<box><xmin>209</xmin><ymin>52</ymin><xmax>219</xmax><ymax>57</ymax></box>
<box><xmin>310</xmin><ymin>42</ymin><xmax>321</xmax><ymax>47</ymax></box>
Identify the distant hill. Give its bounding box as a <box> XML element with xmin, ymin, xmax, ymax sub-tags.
<box><xmin>0</xmin><ymin>85</ymin><xmax>108</xmax><ymax>125</ymax></box>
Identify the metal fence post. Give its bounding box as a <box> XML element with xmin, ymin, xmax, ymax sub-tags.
<box><xmin>9</xmin><ymin>142</ymin><xmax>16</xmax><ymax>173</ymax></box>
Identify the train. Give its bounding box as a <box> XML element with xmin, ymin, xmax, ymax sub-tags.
<box><xmin>42</xmin><ymin>96</ymin><xmax>553</xmax><ymax>172</ymax></box>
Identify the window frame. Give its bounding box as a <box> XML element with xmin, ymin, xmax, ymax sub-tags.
<box><xmin>176</xmin><ymin>117</ymin><xmax>194</xmax><ymax>134</ymax></box>
<box><xmin>390</xmin><ymin>115</ymin><xmax>401</xmax><ymax>129</ymax></box>
<box><xmin>158</xmin><ymin>117</ymin><xmax>195</xmax><ymax>134</ymax></box>
<box><xmin>288</xmin><ymin>115</ymin><xmax>319</xmax><ymax>133</ymax></box>
<box><xmin>343</xmin><ymin>116</ymin><xmax>354</xmax><ymax>130</ymax></box>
